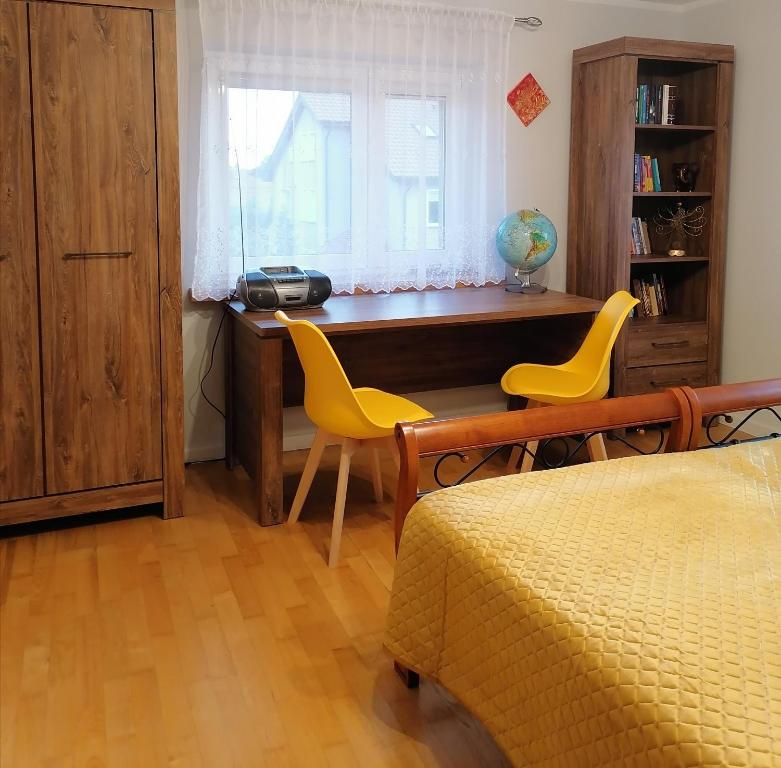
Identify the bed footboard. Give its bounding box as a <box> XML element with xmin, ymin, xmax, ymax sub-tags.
<box><xmin>393</xmin><ymin>379</ymin><xmax>781</xmax><ymax>551</ymax></box>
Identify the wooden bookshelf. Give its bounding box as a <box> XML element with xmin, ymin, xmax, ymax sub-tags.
<box><xmin>567</xmin><ymin>37</ymin><xmax>734</xmax><ymax>397</ymax></box>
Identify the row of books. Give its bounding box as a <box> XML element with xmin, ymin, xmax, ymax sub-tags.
<box><xmin>630</xmin><ymin>217</ymin><xmax>653</xmax><ymax>256</ymax></box>
<box><xmin>636</xmin><ymin>83</ymin><xmax>678</xmax><ymax>125</ymax></box>
<box><xmin>634</xmin><ymin>154</ymin><xmax>662</xmax><ymax>192</ymax></box>
<box><xmin>632</xmin><ymin>274</ymin><xmax>669</xmax><ymax>317</ymax></box>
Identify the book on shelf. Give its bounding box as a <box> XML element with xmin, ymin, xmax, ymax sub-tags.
<box><xmin>636</xmin><ymin>83</ymin><xmax>678</xmax><ymax>125</ymax></box>
<box><xmin>630</xmin><ymin>216</ymin><xmax>653</xmax><ymax>256</ymax></box>
<box><xmin>630</xmin><ymin>273</ymin><xmax>669</xmax><ymax>318</ymax></box>
<box><xmin>641</xmin><ymin>220</ymin><xmax>652</xmax><ymax>254</ymax></box>
<box><xmin>633</xmin><ymin>154</ymin><xmax>662</xmax><ymax>192</ymax></box>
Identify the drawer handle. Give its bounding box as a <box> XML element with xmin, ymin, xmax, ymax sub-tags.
<box><xmin>64</xmin><ymin>251</ymin><xmax>132</xmax><ymax>260</ymax></box>
<box><xmin>0</xmin><ymin>254</ymin><xmax>8</xmax><ymax>262</ymax></box>
<box><xmin>651</xmin><ymin>340</ymin><xmax>689</xmax><ymax>349</ymax></box>
<box><xmin>651</xmin><ymin>378</ymin><xmax>690</xmax><ymax>388</ymax></box>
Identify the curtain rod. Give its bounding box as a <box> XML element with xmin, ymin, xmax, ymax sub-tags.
<box><xmin>514</xmin><ymin>16</ymin><xmax>542</xmax><ymax>27</ymax></box>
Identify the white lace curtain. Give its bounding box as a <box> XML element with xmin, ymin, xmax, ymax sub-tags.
<box><xmin>192</xmin><ymin>0</ymin><xmax>513</xmax><ymax>299</ymax></box>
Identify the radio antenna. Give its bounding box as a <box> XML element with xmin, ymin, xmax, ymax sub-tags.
<box><xmin>235</xmin><ymin>147</ymin><xmax>246</xmax><ymax>277</ymax></box>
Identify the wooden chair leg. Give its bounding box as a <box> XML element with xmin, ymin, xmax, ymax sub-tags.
<box><xmin>520</xmin><ymin>440</ymin><xmax>538</xmax><ymax>473</ymax></box>
<box><xmin>586</xmin><ymin>433</ymin><xmax>608</xmax><ymax>462</ymax></box>
<box><xmin>288</xmin><ymin>428</ymin><xmax>329</xmax><ymax>524</ymax></box>
<box><xmin>507</xmin><ymin>399</ymin><xmax>541</xmax><ymax>472</ymax></box>
<box><xmin>506</xmin><ymin>445</ymin><xmax>523</xmax><ymax>472</ymax></box>
<box><xmin>386</xmin><ymin>436</ymin><xmax>400</xmax><ymax>471</ymax></box>
<box><xmin>369</xmin><ymin>444</ymin><xmax>384</xmax><ymax>503</ymax></box>
<box><xmin>328</xmin><ymin>439</ymin><xmax>356</xmax><ymax>568</ymax></box>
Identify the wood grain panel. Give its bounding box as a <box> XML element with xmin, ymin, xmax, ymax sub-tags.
<box><xmin>573</xmin><ymin>37</ymin><xmax>735</xmax><ymax>65</ymax></box>
<box><xmin>0</xmin><ymin>1</ymin><xmax>44</xmax><ymax>502</ymax></box>
<box><xmin>280</xmin><ymin>315</ymin><xmax>591</xmax><ymax>407</ymax></box>
<box><xmin>627</xmin><ymin>322</ymin><xmax>707</xmax><ymax>367</ymax></box>
<box><xmin>624</xmin><ymin>362</ymin><xmax>707</xmax><ymax>396</ymax></box>
<box><xmin>566</xmin><ymin>53</ymin><xmax>636</xmax><ymax>396</ymax></box>
<box><xmin>34</xmin><ymin>0</ymin><xmax>175</xmax><ymax>10</ymax></box>
<box><xmin>707</xmin><ymin>61</ymin><xmax>734</xmax><ymax>385</ymax></box>
<box><xmin>153</xmin><ymin>10</ymin><xmax>184</xmax><ymax>518</ymax></box>
<box><xmin>0</xmin><ymin>480</ymin><xmax>162</xmax><ymax>526</ymax></box>
<box><xmin>257</xmin><ymin>338</ymin><xmax>283</xmax><ymax>525</ymax></box>
<box><xmin>30</xmin><ymin>3</ymin><xmax>162</xmax><ymax>493</ymax></box>
<box><xmin>227</xmin><ymin>287</ymin><xmax>603</xmax><ymax>339</ymax></box>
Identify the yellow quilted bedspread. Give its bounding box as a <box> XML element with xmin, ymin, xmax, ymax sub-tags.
<box><xmin>386</xmin><ymin>439</ymin><xmax>781</xmax><ymax>767</ymax></box>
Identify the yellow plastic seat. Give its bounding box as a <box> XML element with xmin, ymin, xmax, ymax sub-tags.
<box><xmin>275</xmin><ymin>310</ymin><xmax>433</xmax><ymax>566</ymax></box>
<box><xmin>502</xmin><ymin>290</ymin><xmax>639</xmax><ymax>471</ymax></box>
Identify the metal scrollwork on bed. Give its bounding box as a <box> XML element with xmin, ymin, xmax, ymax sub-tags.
<box><xmin>431</xmin><ymin>425</ymin><xmax>667</xmax><ymax>489</ymax></box>
<box><xmin>701</xmin><ymin>407</ymin><xmax>781</xmax><ymax>449</ymax></box>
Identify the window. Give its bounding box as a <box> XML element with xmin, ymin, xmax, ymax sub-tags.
<box><xmin>227</xmin><ymin>88</ymin><xmax>351</xmax><ymax>269</ymax></box>
<box><xmin>193</xmin><ymin>0</ymin><xmax>513</xmax><ymax>299</ymax></box>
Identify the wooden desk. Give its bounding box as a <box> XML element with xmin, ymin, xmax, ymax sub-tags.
<box><xmin>224</xmin><ymin>286</ymin><xmax>603</xmax><ymax>525</ymax></box>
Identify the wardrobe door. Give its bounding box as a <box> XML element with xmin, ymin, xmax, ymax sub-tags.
<box><xmin>0</xmin><ymin>1</ymin><xmax>44</xmax><ymax>502</ymax></box>
<box><xmin>30</xmin><ymin>3</ymin><xmax>162</xmax><ymax>494</ymax></box>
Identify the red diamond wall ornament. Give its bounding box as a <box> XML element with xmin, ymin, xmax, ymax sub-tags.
<box><xmin>507</xmin><ymin>73</ymin><xmax>550</xmax><ymax>127</ymax></box>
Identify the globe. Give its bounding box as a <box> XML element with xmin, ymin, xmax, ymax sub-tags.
<box><xmin>495</xmin><ymin>209</ymin><xmax>558</xmax><ymax>294</ymax></box>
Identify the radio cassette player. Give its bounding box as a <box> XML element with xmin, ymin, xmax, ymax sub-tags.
<box><xmin>236</xmin><ymin>266</ymin><xmax>332</xmax><ymax>311</ymax></box>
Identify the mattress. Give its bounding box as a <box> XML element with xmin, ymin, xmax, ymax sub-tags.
<box><xmin>385</xmin><ymin>439</ymin><xmax>781</xmax><ymax>767</ymax></box>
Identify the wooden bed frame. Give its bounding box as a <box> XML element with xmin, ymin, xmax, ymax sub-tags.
<box><xmin>391</xmin><ymin>379</ymin><xmax>781</xmax><ymax>686</ymax></box>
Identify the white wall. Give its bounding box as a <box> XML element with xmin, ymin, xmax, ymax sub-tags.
<box><xmin>178</xmin><ymin>0</ymin><xmax>768</xmax><ymax>461</ymax></box>
<box><xmin>684</xmin><ymin>0</ymin><xmax>781</xmax><ymax>432</ymax></box>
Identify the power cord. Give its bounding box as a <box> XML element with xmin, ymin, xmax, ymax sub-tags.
<box><xmin>200</xmin><ymin>309</ymin><xmax>226</xmax><ymax>419</ymax></box>
<box><xmin>199</xmin><ymin>148</ymin><xmax>244</xmax><ymax>421</ymax></box>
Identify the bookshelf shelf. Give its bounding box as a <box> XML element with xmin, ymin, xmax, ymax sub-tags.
<box><xmin>568</xmin><ymin>37</ymin><xmax>733</xmax><ymax>396</ymax></box>
<box><xmin>630</xmin><ymin>314</ymin><xmax>705</xmax><ymax>327</ymax></box>
<box><xmin>633</xmin><ymin>192</ymin><xmax>712</xmax><ymax>198</ymax></box>
<box><xmin>630</xmin><ymin>255</ymin><xmax>709</xmax><ymax>264</ymax></box>
<box><xmin>635</xmin><ymin>124</ymin><xmax>716</xmax><ymax>132</ymax></box>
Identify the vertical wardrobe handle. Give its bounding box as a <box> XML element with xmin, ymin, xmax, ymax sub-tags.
<box><xmin>63</xmin><ymin>251</ymin><xmax>133</xmax><ymax>260</ymax></box>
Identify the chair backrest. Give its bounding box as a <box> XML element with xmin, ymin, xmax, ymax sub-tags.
<box><xmin>568</xmin><ymin>290</ymin><xmax>640</xmax><ymax>400</ymax></box>
<box><xmin>274</xmin><ymin>311</ymin><xmax>372</xmax><ymax>434</ymax></box>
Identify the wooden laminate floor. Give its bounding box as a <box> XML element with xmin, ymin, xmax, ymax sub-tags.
<box><xmin>1</xmin><ymin>446</ymin><xmax>514</xmax><ymax>768</ymax></box>
<box><xmin>0</xmin><ymin>432</ymin><xmax>697</xmax><ymax>767</ymax></box>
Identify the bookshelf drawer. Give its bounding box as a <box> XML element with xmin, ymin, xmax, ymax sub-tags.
<box><xmin>624</xmin><ymin>362</ymin><xmax>708</xmax><ymax>395</ymax></box>
<box><xmin>627</xmin><ymin>323</ymin><xmax>708</xmax><ymax>367</ymax></box>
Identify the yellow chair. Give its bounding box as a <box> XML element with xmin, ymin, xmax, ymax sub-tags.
<box><xmin>502</xmin><ymin>290</ymin><xmax>639</xmax><ymax>472</ymax></box>
<box><xmin>275</xmin><ymin>310</ymin><xmax>433</xmax><ymax>567</ymax></box>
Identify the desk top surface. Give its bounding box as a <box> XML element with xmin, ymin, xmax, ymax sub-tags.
<box><xmin>227</xmin><ymin>286</ymin><xmax>603</xmax><ymax>338</ymax></box>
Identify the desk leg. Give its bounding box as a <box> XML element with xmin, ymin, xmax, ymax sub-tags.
<box><xmin>256</xmin><ymin>337</ymin><xmax>284</xmax><ymax>526</ymax></box>
<box><xmin>224</xmin><ymin>311</ymin><xmax>237</xmax><ymax>470</ymax></box>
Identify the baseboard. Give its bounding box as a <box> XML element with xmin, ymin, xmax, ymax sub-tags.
<box><xmin>185</xmin><ymin>440</ymin><xmax>225</xmax><ymax>464</ymax></box>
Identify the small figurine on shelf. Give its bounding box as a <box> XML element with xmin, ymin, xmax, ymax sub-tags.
<box><xmin>672</xmin><ymin>162</ymin><xmax>699</xmax><ymax>192</ymax></box>
<box><xmin>653</xmin><ymin>202</ymin><xmax>706</xmax><ymax>257</ymax></box>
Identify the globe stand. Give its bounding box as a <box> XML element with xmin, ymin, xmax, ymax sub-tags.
<box><xmin>506</xmin><ymin>268</ymin><xmax>547</xmax><ymax>294</ymax></box>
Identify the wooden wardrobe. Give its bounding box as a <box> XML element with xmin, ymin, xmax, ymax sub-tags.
<box><xmin>0</xmin><ymin>0</ymin><xmax>183</xmax><ymax>524</ymax></box>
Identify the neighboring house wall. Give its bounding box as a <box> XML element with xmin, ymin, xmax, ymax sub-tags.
<box><xmin>265</xmin><ymin>106</ymin><xmax>351</xmax><ymax>259</ymax></box>
<box><xmin>324</xmin><ymin>126</ymin><xmax>351</xmax><ymax>251</ymax></box>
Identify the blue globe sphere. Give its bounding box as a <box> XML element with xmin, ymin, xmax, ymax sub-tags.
<box><xmin>496</xmin><ymin>210</ymin><xmax>558</xmax><ymax>274</ymax></box>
